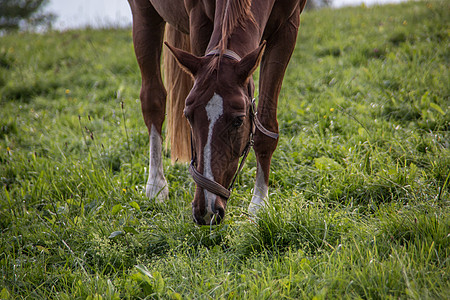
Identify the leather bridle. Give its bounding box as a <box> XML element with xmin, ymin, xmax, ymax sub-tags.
<box><xmin>188</xmin><ymin>49</ymin><xmax>279</xmax><ymax>200</ymax></box>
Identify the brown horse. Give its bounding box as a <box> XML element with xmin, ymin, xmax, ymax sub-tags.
<box><xmin>127</xmin><ymin>0</ymin><xmax>307</xmax><ymax>225</ymax></box>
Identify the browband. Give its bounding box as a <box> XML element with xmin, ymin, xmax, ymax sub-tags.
<box><xmin>205</xmin><ymin>49</ymin><xmax>242</xmax><ymax>61</ymax></box>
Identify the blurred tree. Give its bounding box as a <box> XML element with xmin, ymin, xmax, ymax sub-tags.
<box><xmin>306</xmin><ymin>0</ymin><xmax>333</xmax><ymax>10</ymax></box>
<box><xmin>0</xmin><ymin>0</ymin><xmax>54</xmax><ymax>31</ymax></box>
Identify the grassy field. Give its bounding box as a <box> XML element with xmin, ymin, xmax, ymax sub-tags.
<box><xmin>1</xmin><ymin>1</ymin><xmax>449</xmax><ymax>298</ymax></box>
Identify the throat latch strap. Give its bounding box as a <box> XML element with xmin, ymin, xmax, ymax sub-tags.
<box><xmin>255</xmin><ymin>115</ymin><xmax>279</xmax><ymax>139</ymax></box>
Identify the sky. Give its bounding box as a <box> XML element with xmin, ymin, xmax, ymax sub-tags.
<box><xmin>45</xmin><ymin>0</ymin><xmax>406</xmax><ymax>30</ymax></box>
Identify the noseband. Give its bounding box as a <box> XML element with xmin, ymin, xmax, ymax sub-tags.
<box><xmin>188</xmin><ymin>49</ymin><xmax>279</xmax><ymax>200</ymax></box>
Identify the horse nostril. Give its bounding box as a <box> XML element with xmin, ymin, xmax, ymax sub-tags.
<box><xmin>192</xmin><ymin>205</ymin><xmax>206</xmax><ymax>225</ymax></box>
<box><xmin>217</xmin><ymin>207</ymin><xmax>225</xmax><ymax>220</ymax></box>
<box><xmin>193</xmin><ymin>215</ymin><xmax>205</xmax><ymax>225</ymax></box>
<box><xmin>213</xmin><ymin>207</ymin><xmax>225</xmax><ymax>224</ymax></box>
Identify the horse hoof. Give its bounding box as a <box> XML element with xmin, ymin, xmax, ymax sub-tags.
<box><xmin>248</xmin><ymin>202</ymin><xmax>263</xmax><ymax>216</ymax></box>
<box><xmin>146</xmin><ymin>184</ymin><xmax>169</xmax><ymax>202</ymax></box>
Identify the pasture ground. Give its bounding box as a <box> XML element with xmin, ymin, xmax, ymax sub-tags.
<box><xmin>1</xmin><ymin>1</ymin><xmax>449</xmax><ymax>298</ymax></box>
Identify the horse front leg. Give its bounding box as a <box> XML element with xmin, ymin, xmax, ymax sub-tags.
<box><xmin>146</xmin><ymin>113</ymin><xmax>168</xmax><ymax>202</ymax></box>
<box><xmin>129</xmin><ymin>0</ymin><xmax>168</xmax><ymax>201</ymax></box>
<box><xmin>249</xmin><ymin>10</ymin><xmax>301</xmax><ymax>215</ymax></box>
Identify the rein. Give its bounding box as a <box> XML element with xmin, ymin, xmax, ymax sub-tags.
<box><xmin>188</xmin><ymin>49</ymin><xmax>279</xmax><ymax>200</ymax></box>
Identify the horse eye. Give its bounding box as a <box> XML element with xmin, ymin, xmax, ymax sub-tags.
<box><xmin>233</xmin><ymin>116</ymin><xmax>244</xmax><ymax>128</ymax></box>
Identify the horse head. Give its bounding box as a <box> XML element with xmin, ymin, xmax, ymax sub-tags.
<box><xmin>165</xmin><ymin>42</ymin><xmax>265</xmax><ymax>225</ymax></box>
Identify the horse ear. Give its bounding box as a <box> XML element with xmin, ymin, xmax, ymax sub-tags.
<box><xmin>236</xmin><ymin>41</ymin><xmax>266</xmax><ymax>82</ymax></box>
<box><xmin>164</xmin><ymin>42</ymin><xmax>201</xmax><ymax>76</ymax></box>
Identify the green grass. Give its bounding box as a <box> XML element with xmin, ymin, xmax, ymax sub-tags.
<box><xmin>1</xmin><ymin>1</ymin><xmax>449</xmax><ymax>298</ymax></box>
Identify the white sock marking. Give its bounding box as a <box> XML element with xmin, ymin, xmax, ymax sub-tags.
<box><xmin>248</xmin><ymin>162</ymin><xmax>268</xmax><ymax>215</ymax></box>
<box><xmin>203</xmin><ymin>93</ymin><xmax>223</xmax><ymax>217</ymax></box>
<box><xmin>146</xmin><ymin>125</ymin><xmax>168</xmax><ymax>202</ymax></box>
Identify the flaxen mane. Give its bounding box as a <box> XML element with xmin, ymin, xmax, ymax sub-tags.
<box><xmin>164</xmin><ymin>24</ymin><xmax>192</xmax><ymax>164</ymax></box>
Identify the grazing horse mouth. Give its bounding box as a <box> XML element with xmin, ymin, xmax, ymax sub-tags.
<box><xmin>192</xmin><ymin>202</ymin><xmax>226</xmax><ymax>226</ymax></box>
<box><xmin>188</xmin><ymin>51</ymin><xmax>279</xmax><ymax>225</ymax></box>
<box><xmin>188</xmin><ymin>96</ymin><xmax>254</xmax><ymax>225</ymax></box>
<box><xmin>189</xmin><ymin>97</ymin><xmax>278</xmax><ymax>225</ymax></box>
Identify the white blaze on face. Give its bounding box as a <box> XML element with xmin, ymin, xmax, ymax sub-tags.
<box><xmin>146</xmin><ymin>125</ymin><xmax>169</xmax><ymax>202</ymax></box>
<box><xmin>203</xmin><ymin>93</ymin><xmax>224</xmax><ymax>217</ymax></box>
<box><xmin>248</xmin><ymin>162</ymin><xmax>268</xmax><ymax>215</ymax></box>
